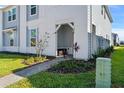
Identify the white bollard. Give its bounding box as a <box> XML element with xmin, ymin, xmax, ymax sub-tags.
<box><xmin>96</xmin><ymin>57</ymin><xmax>111</xmax><ymax>88</ymax></box>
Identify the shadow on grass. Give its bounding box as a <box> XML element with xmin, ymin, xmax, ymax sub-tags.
<box><xmin>11</xmin><ymin>71</ymin><xmax>95</xmax><ymax>88</ymax></box>
<box><xmin>10</xmin><ymin>60</ymin><xmax>96</xmax><ymax>88</ymax></box>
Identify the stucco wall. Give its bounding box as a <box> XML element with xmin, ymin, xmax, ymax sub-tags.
<box><xmin>1</xmin><ymin>5</ymin><xmax>112</xmax><ymax>60</ymax></box>
<box><xmin>24</xmin><ymin>5</ymin><xmax>89</xmax><ymax>60</ymax></box>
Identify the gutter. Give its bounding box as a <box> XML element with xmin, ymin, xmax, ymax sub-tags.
<box><xmin>104</xmin><ymin>5</ymin><xmax>113</xmax><ymax>23</ymax></box>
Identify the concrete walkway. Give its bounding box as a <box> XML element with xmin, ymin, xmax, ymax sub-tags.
<box><xmin>0</xmin><ymin>57</ymin><xmax>70</xmax><ymax>88</ymax></box>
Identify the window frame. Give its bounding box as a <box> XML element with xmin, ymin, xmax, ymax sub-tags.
<box><xmin>9</xmin><ymin>31</ymin><xmax>15</xmax><ymax>46</ymax></box>
<box><xmin>8</xmin><ymin>10</ymin><xmax>12</xmax><ymax>21</ymax></box>
<box><xmin>12</xmin><ymin>8</ymin><xmax>16</xmax><ymax>20</ymax></box>
<box><xmin>29</xmin><ymin>28</ymin><xmax>38</xmax><ymax>47</ymax></box>
<box><xmin>8</xmin><ymin>7</ymin><xmax>16</xmax><ymax>22</ymax></box>
<box><xmin>30</xmin><ymin>5</ymin><xmax>37</xmax><ymax>16</ymax></box>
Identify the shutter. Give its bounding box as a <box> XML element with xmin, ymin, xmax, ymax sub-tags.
<box><xmin>37</xmin><ymin>28</ymin><xmax>39</xmax><ymax>42</ymax></box>
<box><xmin>26</xmin><ymin>27</ymin><xmax>29</xmax><ymax>47</ymax></box>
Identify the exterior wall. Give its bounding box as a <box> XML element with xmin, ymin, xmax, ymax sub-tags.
<box><xmin>19</xmin><ymin>5</ymin><xmax>27</xmax><ymax>53</ymax></box>
<box><xmin>3</xmin><ymin>6</ymin><xmax>20</xmax><ymax>29</ymax></box>
<box><xmin>25</xmin><ymin>5</ymin><xmax>89</xmax><ymax>60</ymax></box>
<box><xmin>92</xmin><ymin>5</ymin><xmax>112</xmax><ymax>52</ymax></box>
<box><xmin>47</xmin><ymin>5</ymin><xmax>88</xmax><ymax>59</ymax></box>
<box><xmin>26</xmin><ymin>5</ymin><xmax>39</xmax><ymax>21</ymax></box>
<box><xmin>0</xmin><ymin>9</ymin><xmax>2</xmax><ymax>51</ymax></box>
<box><xmin>0</xmin><ymin>5</ymin><xmax>112</xmax><ymax>60</ymax></box>
<box><xmin>2</xmin><ymin>6</ymin><xmax>20</xmax><ymax>50</ymax></box>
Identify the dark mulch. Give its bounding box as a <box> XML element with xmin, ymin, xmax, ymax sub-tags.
<box><xmin>47</xmin><ymin>59</ymin><xmax>96</xmax><ymax>74</ymax></box>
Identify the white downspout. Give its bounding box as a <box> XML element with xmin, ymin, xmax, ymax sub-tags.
<box><xmin>0</xmin><ymin>9</ymin><xmax>3</xmax><ymax>51</ymax></box>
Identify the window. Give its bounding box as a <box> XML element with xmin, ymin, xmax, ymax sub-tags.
<box><xmin>30</xmin><ymin>5</ymin><xmax>37</xmax><ymax>15</ymax></box>
<box><xmin>12</xmin><ymin>8</ymin><xmax>16</xmax><ymax>20</ymax></box>
<box><xmin>92</xmin><ymin>24</ymin><xmax>96</xmax><ymax>33</ymax></box>
<box><xmin>10</xmin><ymin>39</ymin><xmax>14</xmax><ymax>46</ymax></box>
<box><xmin>8</xmin><ymin>11</ymin><xmax>11</xmax><ymax>21</ymax></box>
<box><xmin>8</xmin><ymin>8</ymin><xmax>16</xmax><ymax>21</ymax></box>
<box><xmin>9</xmin><ymin>32</ymin><xmax>14</xmax><ymax>46</ymax></box>
<box><xmin>30</xmin><ymin>29</ymin><xmax>37</xmax><ymax>47</ymax></box>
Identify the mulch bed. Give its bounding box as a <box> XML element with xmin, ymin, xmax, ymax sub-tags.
<box><xmin>47</xmin><ymin>59</ymin><xmax>96</xmax><ymax>74</ymax></box>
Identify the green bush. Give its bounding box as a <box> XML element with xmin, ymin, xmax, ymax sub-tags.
<box><xmin>47</xmin><ymin>60</ymin><xmax>95</xmax><ymax>73</ymax></box>
<box><xmin>92</xmin><ymin>46</ymin><xmax>113</xmax><ymax>60</ymax></box>
<box><xmin>25</xmin><ymin>57</ymin><xmax>34</xmax><ymax>65</ymax></box>
<box><xmin>23</xmin><ymin>56</ymin><xmax>48</xmax><ymax>65</ymax></box>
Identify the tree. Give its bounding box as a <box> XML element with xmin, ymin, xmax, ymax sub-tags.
<box><xmin>35</xmin><ymin>32</ymin><xmax>50</xmax><ymax>57</ymax></box>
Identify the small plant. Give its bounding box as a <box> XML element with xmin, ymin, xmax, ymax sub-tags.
<box><xmin>73</xmin><ymin>42</ymin><xmax>80</xmax><ymax>59</ymax></box>
<box><xmin>47</xmin><ymin>60</ymin><xmax>95</xmax><ymax>73</ymax></box>
<box><xmin>35</xmin><ymin>32</ymin><xmax>50</xmax><ymax>57</ymax></box>
<box><xmin>34</xmin><ymin>57</ymin><xmax>41</xmax><ymax>62</ymax></box>
<box><xmin>25</xmin><ymin>57</ymin><xmax>34</xmax><ymax>65</ymax></box>
<box><xmin>92</xmin><ymin>46</ymin><xmax>114</xmax><ymax>60</ymax></box>
<box><xmin>22</xmin><ymin>56</ymin><xmax>48</xmax><ymax>65</ymax></box>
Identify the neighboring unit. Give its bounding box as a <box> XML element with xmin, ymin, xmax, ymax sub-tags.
<box><xmin>111</xmin><ymin>33</ymin><xmax>120</xmax><ymax>46</ymax></box>
<box><xmin>0</xmin><ymin>5</ymin><xmax>113</xmax><ymax>60</ymax></box>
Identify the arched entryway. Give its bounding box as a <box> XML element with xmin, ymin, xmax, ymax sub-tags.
<box><xmin>56</xmin><ymin>23</ymin><xmax>74</xmax><ymax>57</ymax></box>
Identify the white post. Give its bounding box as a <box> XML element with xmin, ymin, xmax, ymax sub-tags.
<box><xmin>19</xmin><ymin>5</ymin><xmax>27</xmax><ymax>53</ymax></box>
<box><xmin>0</xmin><ymin>9</ymin><xmax>3</xmax><ymax>51</ymax></box>
<box><xmin>96</xmin><ymin>57</ymin><xmax>111</xmax><ymax>88</ymax></box>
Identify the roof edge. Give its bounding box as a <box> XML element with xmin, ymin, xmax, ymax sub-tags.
<box><xmin>104</xmin><ymin>5</ymin><xmax>113</xmax><ymax>23</ymax></box>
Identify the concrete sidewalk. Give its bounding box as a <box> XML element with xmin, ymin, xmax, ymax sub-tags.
<box><xmin>0</xmin><ymin>57</ymin><xmax>70</xmax><ymax>88</ymax></box>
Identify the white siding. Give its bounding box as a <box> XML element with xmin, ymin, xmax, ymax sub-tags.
<box><xmin>92</xmin><ymin>5</ymin><xmax>112</xmax><ymax>50</ymax></box>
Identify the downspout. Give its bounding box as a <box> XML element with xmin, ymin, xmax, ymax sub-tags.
<box><xmin>90</xmin><ymin>5</ymin><xmax>92</xmax><ymax>58</ymax></box>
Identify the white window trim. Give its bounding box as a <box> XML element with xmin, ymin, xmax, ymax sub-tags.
<box><xmin>29</xmin><ymin>28</ymin><xmax>38</xmax><ymax>47</ymax></box>
<box><xmin>8</xmin><ymin>31</ymin><xmax>15</xmax><ymax>47</ymax></box>
<box><xmin>7</xmin><ymin>7</ymin><xmax>16</xmax><ymax>22</ymax></box>
<box><xmin>8</xmin><ymin>10</ymin><xmax>12</xmax><ymax>22</ymax></box>
<box><xmin>30</xmin><ymin>5</ymin><xmax>37</xmax><ymax>16</ymax></box>
<box><xmin>12</xmin><ymin>8</ymin><xmax>16</xmax><ymax>21</ymax></box>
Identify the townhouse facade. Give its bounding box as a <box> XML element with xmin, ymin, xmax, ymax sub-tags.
<box><xmin>0</xmin><ymin>5</ymin><xmax>113</xmax><ymax>60</ymax></box>
<box><xmin>111</xmin><ymin>33</ymin><xmax>120</xmax><ymax>46</ymax></box>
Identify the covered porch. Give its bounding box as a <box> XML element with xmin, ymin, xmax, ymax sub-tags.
<box><xmin>56</xmin><ymin>22</ymin><xmax>74</xmax><ymax>57</ymax></box>
<box><xmin>2</xmin><ymin>27</ymin><xmax>19</xmax><ymax>52</ymax></box>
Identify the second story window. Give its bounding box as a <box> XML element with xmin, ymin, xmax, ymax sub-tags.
<box><xmin>12</xmin><ymin>8</ymin><xmax>16</xmax><ymax>20</ymax></box>
<box><xmin>8</xmin><ymin>11</ymin><xmax>11</xmax><ymax>21</ymax></box>
<box><xmin>8</xmin><ymin>8</ymin><xmax>16</xmax><ymax>21</ymax></box>
<box><xmin>30</xmin><ymin>5</ymin><xmax>37</xmax><ymax>15</ymax></box>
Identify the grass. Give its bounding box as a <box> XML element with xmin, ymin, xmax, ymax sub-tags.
<box><xmin>0</xmin><ymin>53</ymin><xmax>27</xmax><ymax>77</ymax></box>
<box><xmin>8</xmin><ymin>71</ymin><xmax>95</xmax><ymax>88</ymax></box>
<box><xmin>0</xmin><ymin>52</ymin><xmax>49</xmax><ymax>78</ymax></box>
<box><xmin>111</xmin><ymin>46</ymin><xmax>124</xmax><ymax>88</ymax></box>
<box><xmin>5</xmin><ymin>46</ymin><xmax>124</xmax><ymax>88</ymax></box>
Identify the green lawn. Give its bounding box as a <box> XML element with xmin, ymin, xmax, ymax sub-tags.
<box><xmin>4</xmin><ymin>46</ymin><xmax>124</xmax><ymax>88</ymax></box>
<box><xmin>111</xmin><ymin>46</ymin><xmax>124</xmax><ymax>87</ymax></box>
<box><xmin>8</xmin><ymin>71</ymin><xmax>95</xmax><ymax>88</ymax></box>
<box><xmin>0</xmin><ymin>53</ymin><xmax>27</xmax><ymax>77</ymax></box>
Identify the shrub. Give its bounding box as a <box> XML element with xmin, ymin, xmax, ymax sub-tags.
<box><xmin>23</xmin><ymin>56</ymin><xmax>48</xmax><ymax>65</ymax></box>
<box><xmin>25</xmin><ymin>57</ymin><xmax>34</xmax><ymax>65</ymax></box>
<box><xmin>47</xmin><ymin>60</ymin><xmax>95</xmax><ymax>74</ymax></box>
<box><xmin>92</xmin><ymin>46</ymin><xmax>113</xmax><ymax>60</ymax></box>
<box><xmin>34</xmin><ymin>57</ymin><xmax>41</xmax><ymax>62</ymax></box>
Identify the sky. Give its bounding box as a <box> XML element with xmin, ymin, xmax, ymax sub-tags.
<box><xmin>109</xmin><ymin>5</ymin><xmax>124</xmax><ymax>41</ymax></box>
